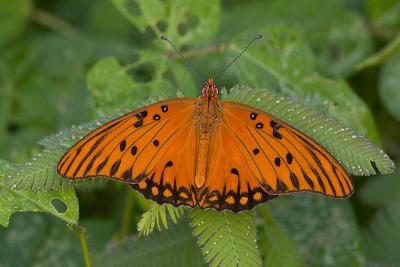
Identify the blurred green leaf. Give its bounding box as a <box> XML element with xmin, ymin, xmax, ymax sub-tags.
<box><xmin>269</xmin><ymin>194</ymin><xmax>366</xmax><ymax>267</ymax></box>
<box><xmin>221</xmin><ymin>0</ymin><xmax>372</xmax><ymax>76</ymax></box>
<box><xmin>87</xmin><ymin>53</ymin><xmax>197</xmax><ymax>117</ymax></box>
<box><xmin>0</xmin><ymin>213</ymin><xmax>115</xmax><ymax>267</ymax></box>
<box><xmin>258</xmin><ymin>206</ymin><xmax>304</xmax><ymax>267</ymax></box>
<box><xmin>366</xmin><ymin>0</ymin><xmax>400</xmax><ymax>34</ymax></box>
<box><xmin>379</xmin><ymin>51</ymin><xmax>400</xmax><ymax>122</ymax></box>
<box><xmin>363</xmin><ymin>202</ymin><xmax>400</xmax><ymax>266</ymax></box>
<box><xmin>0</xmin><ymin>0</ymin><xmax>32</xmax><ymax>46</ymax></box>
<box><xmin>359</xmin><ymin>161</ymin><xmax>400</xmax><ymax>207</ymax></box>
<box><xmin>190</xmin><ymin>208</ymin><xmax>262</xmax><ymax>267</ymax></box>
<box><xmin>112</xmin><ymin>0</ymin><xmax>220</xmax><ymax>46</ymax></box>
<box><xmin>231</xmin><ymin>26</ymin><xmax>380</xmax><ymax>143</ymax></box>
<box><xmin>0</xmin><ymin>159</ymin><xmax>79</xmax><ymax>227</ymax></box>
<box><xmin>94</xmin><ymin>217</ymin><xmax>205</xmax><ymax>267</ymax></box>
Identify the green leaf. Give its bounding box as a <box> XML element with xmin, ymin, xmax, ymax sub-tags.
<box><xmin>7</xmin><ymin>119</ymin><xmax>111</xmax><ymax>191</ymax></box>
<box><xmin>221</xmin><ymin>1</ymin><xmax>372</xmax><ymax>76</ymax></box>
<box><xmin>87</xmin><ymin>54</ymin><xmax>197</xmax><ymax>116</ymax></box>
<box><xmin>94</xmin><ymin>217</ymin><xmax>206</xmax><ymax>267</ymax></box>
<box><xmin>359</xmin><ymin>161</ymin><xmax>400</xmax><ymax>207</ymax></box>
<box><xmin>363</xmin><ymin>202</ymin><xmax>400</xmax><ymax>266</ymax></box>
<box><xmin>0</xmin><ymin>159</ymin><xmax>79</xmax><ymax>227</ymax></box>
<box><xmin>222</xmin><ymin>85</ymin><xmax>394</xmax><ymax>176</ymax></box>
<box><xmin>0</xmin><ymin>0</ymin><xmax>32</xmax><ymax>46</ymax></box>
<box><xmin>269</xmin><ymin>194</ymin><xmax>366</xmax><ymax>267</ymax></box>
<box><xmin>137</xmin><ymin>203</ymin><xmax>184</xmax><ymax>236</ymax></box>
<box><xmin>379</xmin><ymin>51</ymin><xmax>400</xmax><ymax>122</ymax></box>
<box><xmin>112</xmin><ymin>0</ymin><xmax>220</xmax><ymax>46</ymax></box>
<box><xmin>190</xmin><ymin>208</ymin><xmax>262</xmax><ymax>267</ymax></box>
<box><xmin>366</xmin><ymin>0</ymin><xmax>400</xmax><ymax>34</ymax></box>
<box><xmin>231</xmin><ymin>26</ymin><xmax>380</xmax><ymax>143</ymax></box>
<box><xmin>0</xmin><ymin>213</ymin><xmax>114</xmax><ymax>266</ymax></box>
<box><xmin>258</xmin><ymin>206</ymin><xmax>304</xmax><ymax>267</ymax></box>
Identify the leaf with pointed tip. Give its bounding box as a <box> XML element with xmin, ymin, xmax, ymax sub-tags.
<box><xmin>0</xmin><ymin>159</ymin><xmax>78</xmax><ymax>227</ymax></box>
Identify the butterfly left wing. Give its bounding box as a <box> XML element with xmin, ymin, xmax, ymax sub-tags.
<box><xmin>198</xmin><ymin>101</ymin><xmax>353</xmax><ymax>212</ymax></box>
<box><xmin>58</xmin><ymin>98</ymin><xmax>200</xmax><ymax>208</ymax></box>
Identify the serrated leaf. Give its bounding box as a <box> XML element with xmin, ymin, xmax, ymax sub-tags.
<box><xmin>258</xmin><ymin>206</ymin><xmax>304</xmax><ymax>267</ymax></box>
<box><xmin>231</xmin><ymin>26</ymin><xmax>380</xmax><ymax>143</ymax></box>
<box><xmin>137</xmin><ymin>203</ymin><xmax>184</xmax><ymax>236</ymax></box>
<box><xmin>0</xmin><ymin>159</ymin><xmax>79</xmax><ymax>227</ymax></box>
<box><xmin>94</xmin><ymin>218</ymin><xmax>205</xmax><ymax>267</ymax></box>
<box><xmin>7</xmin><ymin>119</ymin><xmax>112</xmax><ymax>191</ymax></box>
<box><xmin>269</xmin><ymin>194</ymin><xmax>366</xmax><ymax>267</ymax></box>
<box><xmin>379</xmin><ymin>51</ymin><xmax>400</xmax><ymax>122</ymax></box>
<box><xmin>363</xmin><ymin>202</ymin><xmax>400</xmax><ymax>266</ymax></box>
<box><xmin>190</xmin><ymin>208</ymin><xmax>261</xmax><ymax>267</ymax></box>
<box><xmin>222</xmin><ymin>85</ymin><xmax>394</xmax><ymax>176</ymax></box>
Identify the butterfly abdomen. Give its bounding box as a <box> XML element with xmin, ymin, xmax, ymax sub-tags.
<box><xmin>194</xmin><ymin>94</ymin><xmax>222</xmax><ymax>190</ymax></box>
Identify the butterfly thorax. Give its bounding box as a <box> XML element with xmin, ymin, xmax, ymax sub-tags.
<box><xmin>194</xmin><ymin>79</ymin><xmax>222</xmax><ymax>189</ymax></box>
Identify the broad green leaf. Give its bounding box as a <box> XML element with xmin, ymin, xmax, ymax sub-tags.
<box><xmin>112</xmin><ymin>0</ymin><xmax>220</xmax><ymax>46</ymax></box>
<box><xmin>190</xmin><ymin>208</ymin><xmax>262</xmax><ymax>267</ymax></box>
<box><xmin>231</xmin><ymin>26</ymin><xmax>380</xmax><ymax>143</ymax></box>
<box><xmin>359</xmin><ymin>161</ymin><xmax>400</xmax><ymax>207</ymax></box>
<box><xmin>137</xmin><ymin>203</ymin><xmax>184</xmax><ymax>236</ymax></box>
<box><xmin>269</xmin><ymin>194</ymin><xmax>366</xmax><ymax>267</ymax></box>
<box><xmin>87</xmin><ymin>54</ymin><xmax>197</xmax><ymax>116</ymax></box>
<box><xmin>363</xmin><ymin>202</ymin><xmax>400</xmax><ymax>266</ymax></box>
<box><xmin>0</xmin><ymin>0</ymin><xmax>32</xmax><ymax>46</ymax></box>
<box><xmin>94</xmin><ymin>217</ymin><xmax>206</xmax><ymax>267</ymax></box>
<box><xmin>258</xmin><ymin>206</ymin><xmax>304</xmax><ymax>267</ymax></box>
<box><xmin>0</xmin><ymin>159</ymin><xmax>79</xmax><ymax>227</ymax></box>
<box><xmin>379</xmin><ymin>51</ymin><xmax>400</xmax><ymax>122</ymax></box>
<box><xmin>366</xmin><ymin>0</ymin><xmax>400</xmax><ymax>34</ymax></box>
<box><xmin>221</xmin><ymin>0</ymin><xmax>372</xmax><ymax>76</ymax></box>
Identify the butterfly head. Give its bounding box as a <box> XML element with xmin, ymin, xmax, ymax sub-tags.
<box><xmin>202</xmin><ymin>78</ymin><xmax>218</xmax><ymax>98</ymax></box>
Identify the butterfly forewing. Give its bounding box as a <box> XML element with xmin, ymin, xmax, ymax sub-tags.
<box><xmin>221</xmin><ymin>101</ymin><xmax>354</xmax><ymax>198</ymax></box>
<box><xmin>57</xmin><ymin>98</ymin><xmax>197</xmax><ymax>186</ymax></box>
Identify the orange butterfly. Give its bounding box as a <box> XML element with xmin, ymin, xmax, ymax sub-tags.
<box><xmin>57</xmin><ymin>76</ymin><xmax>353</xmax><ymax>212</ymax></box>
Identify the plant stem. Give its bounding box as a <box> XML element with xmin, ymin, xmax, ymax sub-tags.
<box><xmin>355</xmin><ymin>32</ymin><xmax>400</xmax><ymax>71</ymax></box>
<box><xmin>31</xmin><ymin>8</ymin><xmax>81</xmax><ymax>38</ymax></box>
<box><xmin>68</xmin><ymin>224</ymin><xmax>92</xmax><ymax>267</ymax></box>
<box><xmin>118</xmin><ymin>189</ymin><xmax>135</xmax><ymax>241</ymax></box>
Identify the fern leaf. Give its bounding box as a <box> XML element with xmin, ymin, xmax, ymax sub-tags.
<box><xmin>222</xmin><ymin>85</ymin><xmax>395</xmax><ymax>175</ymax></box>
<box><xmin>137</xmin><ymin>203</ymin><xmax>184</xmax><ymax>236</ymax></box>
<box><xmin>190</xmin><ymin>208</ymin><xmax>262</xmax><ymax>267</ymax></box>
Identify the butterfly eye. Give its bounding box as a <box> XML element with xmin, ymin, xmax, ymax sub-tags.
<box><xmin>153</xmin><ymin>114</ymin><xmax>160</xmax><ymax>120</ymax></box>
<box><xmin>161</xmin><ymin>105</ymin><xmax>168</xmax><ymax>112</ymax></box>
<box><xmin>256</xmin><ymin>122</ymin><xmax>263</xmax><ymax>129</ymax></box>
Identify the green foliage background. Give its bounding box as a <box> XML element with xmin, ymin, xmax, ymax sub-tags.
<box><xmin>0</xmin><ymin>0</ymin><xmax>400</xmax><ymax>266</ymax></box>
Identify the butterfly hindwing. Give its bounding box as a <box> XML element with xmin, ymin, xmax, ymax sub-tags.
<box><xmin>221</xmin><ymin>101</ymin><xmax>354</xmax><ymax>198</ymax></box>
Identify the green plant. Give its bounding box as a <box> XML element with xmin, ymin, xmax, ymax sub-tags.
<box><xmin>1</xmin><ymin>0</ymin><xmax>400</xmax><ymax>266</ymax></box>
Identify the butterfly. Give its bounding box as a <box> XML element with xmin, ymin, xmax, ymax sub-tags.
<box><xmin>57</xmin><ymin>77</ymin><xmax>353</xmax><ymax>213</ymax></box>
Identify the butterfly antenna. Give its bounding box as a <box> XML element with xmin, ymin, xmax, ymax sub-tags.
<box><xmin>215</xmin><ymin>34</ymin><xmax>263</xmax><ymax>81</ymax></box>
<box><xmin>161</xmin><ymin>35</ymin><xmax>206</xmax><ymax>80</ymax></box>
